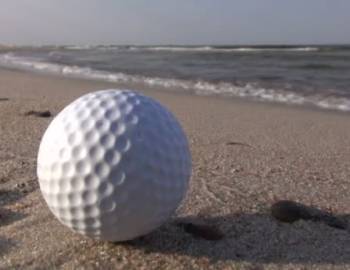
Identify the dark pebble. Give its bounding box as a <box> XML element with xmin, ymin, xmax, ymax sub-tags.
<box><xmin>14</xmin><ymin>183</ymin><xmax>26</xmax><ymax>189</ymax></box>
<box><xmin>271</xmin><ymin>200</ymin><xmax>312</xmax><ymax>223</ymax></box>
<box><xmin>24</xmin><ymin>110</ymin><xmax>52</xmax><ymax>118</ymax></box>
<box><xmin>226</xmin><ymin>141</ymin><xmax>252</xmax><ymax>147</ymax></box>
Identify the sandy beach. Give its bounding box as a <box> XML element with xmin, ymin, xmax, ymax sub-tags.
<box><xmin>1</xmin><ymin>68</ymin><xmax>350</xmax><ymax>269</ymax></box>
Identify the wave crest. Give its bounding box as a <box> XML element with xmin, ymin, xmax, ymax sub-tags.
<box><xmin>0</xmin><ymin>53</ymin><xmax>348</xmax><ymax>112</ymax></box>
<box><xmin>128</xmin><ymin>46</ymin><xmax>319</xmax><ymax>53</ymax></box>
<box><xmin>39</xmin><ymin>45</ymin><xmax>320</xmax><ymax>53</ymax></box>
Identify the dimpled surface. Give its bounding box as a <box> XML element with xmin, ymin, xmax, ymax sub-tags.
<box><xmin>37</xmin><ymin>89</ymin><xmax>191</xmax><ymax>242</ymax></box>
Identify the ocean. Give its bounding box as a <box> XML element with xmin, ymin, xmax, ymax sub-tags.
<box><xmin>1</xmin><ymin>45</ymin><xmax>350</xmax><ymax>112</ymax></box>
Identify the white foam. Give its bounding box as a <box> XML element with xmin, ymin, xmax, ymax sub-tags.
<box><xmin>0</xmin><ymin>53</ymin><xmax>348</xmax><ymax>112</ymax></box>
<box><xmin>2</xmin><ymin>45</ymin><xmax>320</xmax><ymax>53</ymax></box>
<box><xmin>129</xmin><ymin>46</ymin><xmax>319</xmax><ymax>53</ymax></box>
<box><xmin>63</xmin><ymin>45</ymin><xmax>94</xmax><ymax>50</ymax></box>
<box><xmin>142</xmin><ymin>46</ymin><xmax>213</xmax><ymax>52</ymax></box>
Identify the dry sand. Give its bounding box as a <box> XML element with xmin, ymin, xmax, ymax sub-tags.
<box><xmin>1</xmin><ymin>68</ymin><xmax>350</xmax><ymax>269</ymax></box>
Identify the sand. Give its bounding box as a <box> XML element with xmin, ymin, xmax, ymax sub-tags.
<box><xmin>1</xmin><ymin>68</ymin><xmax>350</xmax><ymax>269</ymax></box>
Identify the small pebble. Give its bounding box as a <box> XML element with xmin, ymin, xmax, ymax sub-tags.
<box><xmin>271</xmin><ymin>200</ymin><xmax>312</xmax><ymax>223</ymax></box>
<box><xmin>15</xmin><ymin>183</ymin><xmax>26</xmax><ymax>189</ymax></box>
<box><xmin>226</xmin><ymin>141</ymin><xmax>252</xmax><ymax>147</ymax></box>
<box><xmin>24</xmin><ymin>110</ymin><xmax>52</xmax><ymax>118</ymax></box>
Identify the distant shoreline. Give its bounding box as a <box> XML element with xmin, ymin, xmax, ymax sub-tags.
<box><xmin>0</xmin><ymin>66</ymin><xmax>348</xmax><ymax>118</ymax></box>
<box><xmin>2</xmin><ymin>43</ymin><xmax>350</xmax><ymax>48</ymax></box>
<box><xmin>1</xmin><ymin>44</ymin><xmax>350</xmax><ymax>113</ymax></box>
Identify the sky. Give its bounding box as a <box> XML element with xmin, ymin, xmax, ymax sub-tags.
<box><xmin>0</xmin><ymin>0</ymin><xmax>349</xmax><ymax>45</ymax></box>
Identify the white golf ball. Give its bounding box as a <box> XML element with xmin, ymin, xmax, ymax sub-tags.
<box><xmin>37</xmin><ymin>89</ymin><xmax>191</xmax><ymax>242</ymax></box>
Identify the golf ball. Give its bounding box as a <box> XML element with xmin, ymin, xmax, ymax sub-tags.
<box><xmin>37</xmin><ymin>89</ymin><xmax>191</xmax><ymax>242</ymax></box>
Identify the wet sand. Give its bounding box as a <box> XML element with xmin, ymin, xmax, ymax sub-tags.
<box><xmin>1</xmin><ymin>68</ymin><xmax>350</xmax><ymax>269</ymax></box>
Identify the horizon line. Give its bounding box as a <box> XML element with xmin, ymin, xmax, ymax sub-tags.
<box><xmin>1</xmin><ymin>43</ymin><xmax>350</xmax><ymax>47</ymax></box>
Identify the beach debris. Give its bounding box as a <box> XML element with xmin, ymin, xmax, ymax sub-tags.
<box><xmin>24</xmin><ymin>110</ymin><xmax>52</xmax><ymax>118</ymax></box>
<box><xmin>226</xmin><ymin>141</ymin><xmax>252</xmax><ymax>148</ymax></box>
<box><xmin>0</xmin><ymin>98</ymin><xmax>9</xmax><ymax>102</ymax></box>
<box><xmin>13</xmin><ymin>178</ymin><xmax>38</xmax><ymax>194</ymax></box>
<box><xmin>177</xmin><ymin>222</ymin><xmax>224</xmax><ymax>241</ymax></box>
<box><xmin>271</xmin><ymin>200</ymin><xmax>347</xmax><ymax>230</ymax></box>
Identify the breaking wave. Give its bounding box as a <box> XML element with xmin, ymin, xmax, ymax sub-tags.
<box><xmin>49</xmin><ymin>45</ymin><xmax>321</xmax><ymax>53</ymax></box>
<box><xmin>129</xmin><ymin>46</ymin><xmax>319</xmax><ymax>53</ymax></box>
<box><xmin>0</xmin><ymin>53</ymin><xmax>349</xmax><ymax>112</ymax></box>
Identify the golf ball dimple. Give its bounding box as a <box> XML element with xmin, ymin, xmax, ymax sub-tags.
<box><xmin>37</xmin><ymin>89</ymin><xmax>191</xmax><ymax>242</ymax></box>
